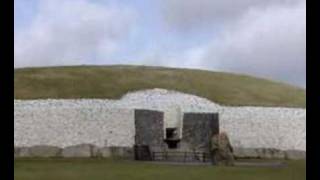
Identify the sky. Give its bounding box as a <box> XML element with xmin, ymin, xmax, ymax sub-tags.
<box><xmin>14</xmin><ymin>0</ymin><xmax>306</xmax><ymax>88</ymax></box>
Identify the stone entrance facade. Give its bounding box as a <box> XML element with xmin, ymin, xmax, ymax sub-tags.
<box><xmin>134</xmin><ymin>109</ymin><xmax>219</xmax><ymax>161</ymax></box>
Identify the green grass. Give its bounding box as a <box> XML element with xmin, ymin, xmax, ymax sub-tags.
<box><xmin>14</xmin><ymin>158</ymin><xmax>306</xmax><ymax>180</ymax></box>
<box><xmin>14</xmin><ymin>65</ymin><xmax>306</xmax><ymax>107</ymax></box>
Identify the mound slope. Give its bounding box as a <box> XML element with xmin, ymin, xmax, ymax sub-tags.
<box><xmin>14</xmin><ymin>65</ymin><xmax>305</xmax><ymax>107</ymax></box>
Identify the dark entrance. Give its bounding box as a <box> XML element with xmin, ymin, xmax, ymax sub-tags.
<box><xmin>165</xmin><ymin>128</ymin><xmax>180</xmax><ymax>149</ymax></box>
<box><xmin>166</xmin><ymin>128</ymin><xmax>177</xmax><ymax>139</ymax></box>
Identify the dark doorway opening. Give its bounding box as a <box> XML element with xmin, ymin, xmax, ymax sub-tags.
<box><xmin>166</xmin><ymin>128</ymin><xmax>178</xmax><ymax>139</ymax></box>
<box><xmin>165</xmin><ymin>140</ymin><xmax>179</xmax><ymax>149</ymax></box>
<box><xmin>165</xmin><ymin>128</ymin><xmax>180</xmax><ymax>149</ymax></box>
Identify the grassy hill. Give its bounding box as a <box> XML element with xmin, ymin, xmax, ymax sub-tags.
<box><xmin>14</xmin><ymin>65</ymin><xmax>306</xmax><ymax>107</ymax></box>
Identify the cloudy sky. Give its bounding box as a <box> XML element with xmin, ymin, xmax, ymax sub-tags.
<box><xmin>14</xmin><ymin>0</ymin><xmax>306</xmax><ymax>88</ymax></box>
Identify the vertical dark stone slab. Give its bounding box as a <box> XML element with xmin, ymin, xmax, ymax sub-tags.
<box><xmin>134</xmin><ymin>109</ymin><xmax>165</xmax><ymax>148</ymax></box>
<box><xmin>182</xmin><ymin>113</ymin><xmax>219</xmax><ymax>152</ymax></box>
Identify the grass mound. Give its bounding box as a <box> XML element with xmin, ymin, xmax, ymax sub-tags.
<box><xmin>14</xmin><ymin>65</ymin><xmax>305</xmax><ymax>107</ymax></box>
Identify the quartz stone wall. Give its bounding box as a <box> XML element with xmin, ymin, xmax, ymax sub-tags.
<box><xmin>14</xmin><ymin>105</ymin><xmax>135</xmax><ymax>148</ymax></box>
<box><xmin>14</xmin><ymin>88</ymin><xmax>306</xmax><ymax>151</ymax></box>
<box><xmin>219</xmin><ymin>107</ymin><xmax>306</xmax><ymax>151</ymax></box>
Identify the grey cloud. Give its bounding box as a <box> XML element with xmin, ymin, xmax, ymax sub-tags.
<box><xmin>204</xmin><ymin>2</ymin><xmax>306</xmax><ymax>87</ymax></box>
<box><xmin>14</xmin><ymin>0</ymin><xmax>136</xmax><ymax>67</ymax></box>
<box><xmin>163</xmin><ymin>0</ymin><xmax>302</xmax><ymax>29</ymax></box>
<box><xmin>162</xmin><ymin>0</ymin><xmax>306</xmax><ymax>87</ymax></box>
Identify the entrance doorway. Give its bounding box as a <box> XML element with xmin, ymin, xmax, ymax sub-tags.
<box><xmin>165</xmin><ymin>128</ymin><xmax>180</xmax><ymax>149</ymax></box>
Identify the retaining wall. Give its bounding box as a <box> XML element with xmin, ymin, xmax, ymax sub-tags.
<box><xmin>219</xmin><ymin>107</ymin><xmax>306</xmax><ymax>151</ymax></box>
<box><xmin>14</xmin><ymin>105</ymin><xmax>135</xmax><ymax>148</ymax></box>
<box><xmin>14</xmin><ymin>89</ymin><xmax>306</xmax><ymax>153</ymax></box>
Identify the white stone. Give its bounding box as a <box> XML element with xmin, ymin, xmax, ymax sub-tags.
<box><xmin>14</xmin><ymin>88</ymin><xmax>306</xmax><ymax>151</ymax></box>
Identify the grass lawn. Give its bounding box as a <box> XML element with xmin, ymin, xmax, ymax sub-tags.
<box><xmin>14</xmin><ymin>65</ymin><xmax>305</xmax><ymax>107</ymax></box>
<box><xmin>14</xmin><ymin>158</ymin><xmax>306</xmax><ymax>180</ymax></box>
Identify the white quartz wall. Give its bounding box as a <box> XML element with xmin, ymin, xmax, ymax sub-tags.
<box><xmin>14</xmin><ymin>106</ymin><xmax>135</xmax><ymax>148</ymax></box>
<box><xmin>14</xmin><ymin>88</ymin><xmax>306</xmax><ymax>150</ymax></box>
<box><xmin>219</xmin><ymin>107</ymin><xmax>306</xmax><ymax>151</ymax></box>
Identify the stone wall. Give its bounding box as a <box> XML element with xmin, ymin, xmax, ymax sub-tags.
<box><xmin>14</xmin><ymin>88</ymin><xmax>306</xmax><ymax>153</ymax></box>
<box><xmin>14</xmin><ymin>105</ymin><xmax>135</xmax><ymax>148</ymax></box>
<box><xmin>219</xmin><ymin>107</ymin><xmax>306</xmax><ymax>151</ymax></box>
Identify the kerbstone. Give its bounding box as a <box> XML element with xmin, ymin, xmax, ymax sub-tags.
<box><xmin>62</xmin><ymin>144</ymin><xmax>96</xmax><ymax>158</ymax></box>
<box><xmin>256</xmin><ymin>148</ymin><xmax>285</xmax><ymax>159</ymax></box>
<box><xmin>28</xmin><ymin>145</ymin><xmax>61</xmax><ymax>157</ymax></box>
<box><xmin>99</xmin><ymin>147</ymin><xmax>111</xmax><ymax>158</ymax></box>
<box><xmin>233</xmin><ymin>148</ymin><xmax>259</xmax><ymax>159</ymax></box>
<box><xmin>234</xmin><ymin>148</ymin><xmax>287</xmax><ymax>159</ymax></box>
<box><xmin>109</xmin><ymin>147</ymin><xmax>134</xmax><ymax>159</ymax></box>
<box><xmin>20</xmin><ymin>148</ymin><xmax>31</xmax><ymax>157</ymax></box>
<box><xmin>285</xmin><ymin>150</ymin><xmax>306</xmax><ymax>160</ymax></box>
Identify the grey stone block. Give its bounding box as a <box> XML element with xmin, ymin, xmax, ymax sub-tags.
<box><xmin>28</xmin><ymin>145</ymin><xmax>62</xmax><ymax>157</ymax></box>
<box><xmin>17</xmin><ymin>147</ymin><xmax>31</xmax><ymax>157</ymax></box>
<box><xmin>91</xmin><ymin>145</ymin><xmax>100</xmax><ymax>157</ymax></box>
<box><xmin>99</xmin><ymin>147</ymin><xmax>111</xmax><ymax>158</ymax></box>
<box><xmin>233</xmin><ymin>148</ymin><xmax>259</xmax><ymax>159</ymax></box>
<box><xmin>256</xmin><ymin>148</ymin><xmax>285</xmax><ymax>159</ymax></box>
<box><xmin>62</xmin><ymin>144</ymin><xmax>96</xmax><ymax>158</ymax></box>
<box><xmin>109</xmin><ymin>146</ymin><xmax>134</xmax><ymax>159</ymax></box>
<box><xmin>234</xmin><ymin>148</ymin><xmax>286</xmax><ymax>159</ymax></box>
<box><xmin>285</xmin><ymin>150</ymin><xmax>306</xmax><ymax>160</ymax></box>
